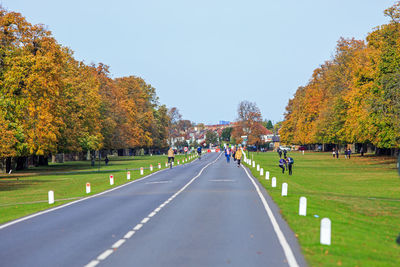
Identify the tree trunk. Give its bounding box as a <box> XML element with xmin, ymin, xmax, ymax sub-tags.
<box><xmin>16</xmin><ymin>157</ymin><xmax>28</xmax><ymax>170</ymax></box>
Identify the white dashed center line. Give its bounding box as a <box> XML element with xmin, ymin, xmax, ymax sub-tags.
<box><xmin>86</xmin><ymin>153</ymin><xmax>222</xmax><ymax>266</ymax></box>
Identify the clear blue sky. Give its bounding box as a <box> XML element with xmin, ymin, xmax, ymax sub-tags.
<box><xmin>1</xmin><ymin>0</ymin><xmax>395</xmax><ymax>124</ymax></box>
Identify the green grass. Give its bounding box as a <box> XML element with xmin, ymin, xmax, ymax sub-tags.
<box><xmin>245</xmin><ymin>151</ymin><xmax>400</xmax><ymax>267</ymax></box>
<box><xmin>0</xmin><ymin>154</ymin><xmax>195</xmax><ymax>224</ymax></box>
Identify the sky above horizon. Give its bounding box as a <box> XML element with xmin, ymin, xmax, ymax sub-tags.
<box><xmin>2</xmin><ymin>0</ymin><xmax>395</xmax><ymax>125</ymax></box>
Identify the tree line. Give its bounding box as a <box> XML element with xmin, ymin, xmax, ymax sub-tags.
<box><xmin>280</xmin><ymin>3</ymin><xmax>400</xmax><ymax>153</ymax></box>
<box><xmin>0</xmin><ymin>8</ymin><xmax>170</xmax><ymax>168</ymax></box>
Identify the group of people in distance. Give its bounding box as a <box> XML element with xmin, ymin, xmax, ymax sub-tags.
<box><xmin>332</xmin><ymin>147</ymin><xmax>352</xmax><ymax>159</ymax></box>
<box><xmin>277</xmin><ymin>148</ymin><xmax>294</xmax><ymax>175</ymax></box>
<box><xmin>224</xmin><ymin>144</ymin><xmax>243</xmax><ymax>167</ymax></box>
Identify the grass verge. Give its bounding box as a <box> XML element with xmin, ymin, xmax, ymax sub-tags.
<box><xmin>0</xmin><ymin>154</ymin><xmax>196</xmax><ymax>225</ymax></box>
<box><xmin>244</xmin><ymin>151</ymin><xmax>400</xmax><ymax>267</ymax></box>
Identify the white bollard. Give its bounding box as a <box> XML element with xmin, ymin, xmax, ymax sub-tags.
<box><xmin>302</xmin><ymin>150</ymin><xmax>305</xmax><ymax>155</ymax></box>
<box><xmin>272</xmin><ymin>177</ymin><xmax>276</xmax><ymax>187</ymax></box>
<box><xmin>165</xmin><ymin>162</ymin><xmax>168</xmax><ymax>167</ymax></box>
<box><xmin>158</xmin><ymin>163</ymin><xmax>161</xmax><ymax>169</ymax></box>
<box><xmin>110</xmin><ymin>175</ymin><xmax>114</xmax><ymax>185</ymax></box>
<box><xmin>86</xmin><ymin>182</ymin><xmax>91</xmax><ymax>193</ymax></box>
<box><xmin>299</xmin><ymin>197</ymin><xmax>307</xmax><ymax>216</ymax></box>
<box><xmin>320</xmin><ymin>218</ymin><xmax>331</xmax><ymax>245</ymax></box>
<box><xmin>48</xmin><ymin>190</ymin><xmax>54</xmax><ymax>204</ymax></box>
<box><xmin>150</xmin><ymin>165</ymin><xmax>153</xmax><ymax>171</ymax></box>
<box><xmin>260</xmin><ymin>168</ymin><xmax>264</xmax><ymax>176</ymax></box>
<box><xmin>257</xmin><ymin>164</ymin><xmax>260</xmax><ymax>171</ymax></box>
<box><xmin>282</xmin><ymin>183</ymin><xmax>288</xmax><ymax>196</ymax></box>
<box><xmin>127</xmin><ymin>171</ymin><xmax>131</xmax><ymax>180</ymax></box>
<box><xmin>140</xmin><ymin>167</ymin><xmax>144</xmax><ymax>175</ymax></box>
<box><xmin>265</xmin><ymin>171</ymin><xmax>270</xmax><ymax>180</ymax></box>
<box><xmin>177</xmin><ymin>160</ymin><xmax>180</xmax><ymax>165</ymax></box>
<box><xmin>252</xmin><ymin>161</ymin><xmax>255</xmax><ymax>168</ymax></box>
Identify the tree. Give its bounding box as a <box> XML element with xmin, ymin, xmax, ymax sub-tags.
<box><xmin>205</xmin><ymin>130</ymin><xmax>218</xmax><ymax>146</ymax></box>
<box><xmin>232</xmin><ymin>101</ymin><xmax>264</xmax><ymax>145</ymax></box>
<box><xmin>221</xmin><ymin>127</ymin><xmax>233</xmax><ymax>141</ymax></box>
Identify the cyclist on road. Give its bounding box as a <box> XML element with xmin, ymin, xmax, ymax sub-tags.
<box><xmin>168</xmin><ymin>147</ymin><xmax>175</xmax><ymax>168</ymax></box>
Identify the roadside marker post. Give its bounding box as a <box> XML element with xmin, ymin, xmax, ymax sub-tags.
<box><xmin>150</xmin><ymin>165</ymin><xmax>153</xmax><ymax>171</ymax></box>
<box><xmin>140</xmin><ymin>167</ymin><xmax>144</xmax><ymax>175</ymax></box>
<box><xmin>260</xmin><ymin>168</ymin><xmax>264</xmax><ymax>176</ymax></box>
<box><xmin>158</xmin><ymin>163</ymin><xmax>161</xmax><ymax>169</ymax></box>
<box><xmin>320</xmin><ymin>218</ymin><xmax>331</xmax><ymax>245</ymax></box>
<box><xmin>109</xmin><ymin>175</ymin><xmax>114</xmax><ymax>185</ymax></box>
<box><xmin>127</xmin><ymin>171</ymin><xmax>131</xmax><ymax>180</ymax></box>
<box><xmin>165</xmin><ymin>162</ymin><xmax>168</xmax><ymax>167</ymax></box>
<box><xmin>272</xmin><ymin>177</ymin><xmax>277</xmax><ymax>187</ymax></box>
<box><xmin>86</xmin><ymin>183</ymin><xmax>91</xmax><ymax>194</ymax></box>
<box><xmin>265</xmin><ymin>171</ymin><xmax>270</xmax><ymax>180</ymax></box>
<box><xmin>299</xmin><ymin>197</ymin><xmax>307</xmax><ymax>216</ymax></box>
<box><xmin>177</xmin><ymin>160</ymin><xmax>180</xmax><ymax>165</ymax></box>
<box><xmin>282</xmin><ymin>183</ymin><xmax>288</xmax><ymax>196</ymax></box>
<box><xmin>48</xmin><ymin>191</ymin><xmax>54</xmax><ymax>204</ymax></box>
<box><xmin>257</xmin><ymin>164</ymin><xmax>260</xmax><ymax>171</ymax></box>
<box><xmin>252</xmin><ymin>161</ymin><xmax>255</xmax><ymax>168</ymax></box>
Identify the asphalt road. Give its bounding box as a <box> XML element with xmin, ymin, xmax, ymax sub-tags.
<box><xmin>0</xmin><ymin>153</ymin><xmax>307</xmax><ymax>267</ymax></box>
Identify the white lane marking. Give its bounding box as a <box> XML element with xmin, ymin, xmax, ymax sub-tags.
<box><xmin>145</xmin><ymin>181</ymin><xmax>172</xmax><ymax>184</ymax></box>
<box><xmin>133</xmin><ymin>224</ymin><xmax>143</xmax><ymax>231</ymax></box>
<box><xmin>241</xmin><ymin>165</ymin><xmax>300</xmax><ymax>267</ymax></box>
<box><xmin>209</xmin><ymin>179</ymin><xmax>235</xmax><ymax>182</ymax></box>
<box><xmin>148</xmin><ymin>212</ymin><xmax>156</xmax><ymax>217</ymax></box>
<box><xmin>0</xmin><ymin>163</ymin><xmax>174</xmax><ymax>230</ymax></box>
<box><xmin>97</xmin><ymin>249</ymin><xmax>113</xmax><ymax>260</ymax></box>
<box><xmin>124</xmin><ymin>231</ymin><xmax>135</xmax><ymax>239</ymax></box>
<box><xmin>111</xmin><ymin>239</ymin><xmax>126</xmax><ymax>249</ymax></box>
<box><xmin>85</xmin><ymin>153</ymin><xmax>222</xmax><ymax>266</ymax></box>
<box><xmin>84</xmin><ymin>260</ymin><xmax>99</xmax><ymax>267</ymax></box>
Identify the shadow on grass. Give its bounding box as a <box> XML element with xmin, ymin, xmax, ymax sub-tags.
<box><xmin>0</xmin><ymin>179</ymin><xmax>52</xmax><ymax>192</ymax></box>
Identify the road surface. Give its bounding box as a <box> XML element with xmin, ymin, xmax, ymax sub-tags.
<box><xmin>0</xmin><ymin>153</ymin><xmax>307</xmax><ymax>267</ymax></box>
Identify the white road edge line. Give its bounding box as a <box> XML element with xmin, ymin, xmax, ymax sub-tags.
<box><xmin>141</xmin><ymin>217</ymin><xmax>150</xmax><ymax>224</ymax></box>
<box><xmin>241</xmin><ymin>164</ymin><xmax>300</xmax><ymax>267</ymax></box>
<box><xmin>133</xmin><ymin>224</ymin><xmax>143</xmax><ymax>231</ymax></box>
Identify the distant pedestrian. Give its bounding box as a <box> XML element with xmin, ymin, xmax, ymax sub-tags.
<box><xmin>283</xmin><ymin>149</ymin><xmax>287</xmax><ymax>158</ymax></box>
<box><xmin>332</xmin><ymin>148</ymin><xmax>336</xmax><ymax>158</ymax></box>
<box><xmin>168</xmin><ymin>147</ymin><xmax>175</xmax><ymax>168</ymax></box>
<box><xmin>360</xmin><ymin>147</ymin><xmax>364</xmax><ymax>157</ymax></box>
<box><xmin>225</xmin><ymin>146</ymin><xmax>231</xmax><ymax>163</ymax></box>
<box><xmin>278</xmin><ymin>148</ymin><xmax>282</xmax><ymax>158</ymax></box>
<box><xmin>235</xmin><ymin>147</ymin><xmax>242</xmax><ymax>167</ymax></box>
<box><xmin>279</xmin><ymin>158</ymin><xmax>286</xmax><ymax>174</ymax></box>
<box><xmin>286</xmin><ymin>156</ymin><xmax>294</xmax><ymax>175</ymax></box>
<box><xmin>348</xmin><ymin>148</ymin><xmax>352</xmax><ymax>159</ymax></box>
<box><xmin>105</xmin><ymin>156</ymin><xmax>109</xmax><ymax>165</ymax></box>
<box><xmin>344</xmin><ymin>149</ymin><xmax>348</xmax><ymax>159</ymax></box>
<box><xmin>336</xmin><ymin>149</ymin><xmax>339</xmax><ymax>159</ymax></box>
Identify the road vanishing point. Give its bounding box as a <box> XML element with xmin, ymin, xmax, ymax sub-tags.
<box><xmin>0</xmin><ymin>153</ymin><xmax>307</xmax><ymax>267</ymax></box>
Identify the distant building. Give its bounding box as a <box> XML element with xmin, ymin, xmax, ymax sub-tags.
<box><xmin>219</xmin><ymin>120</ymin><xmax>231</xmax><ymax>125</ymax></box>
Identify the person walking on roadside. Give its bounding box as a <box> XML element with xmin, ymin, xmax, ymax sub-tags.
<box><xmin>225</xmin><ymin>146</ymin><xmax>231</xmax><ymax>163</ymax></box>
<box><xmin>332</xmin><ymin>148</ymin><xmax>336</xmax><ymax>158</ymax></box>
<box><xmin>348</xmin><ymin>148</ymin><xmax>352</xmax><ymax>159</ymax></box>
<box><xmin>344</xmin><ymin>148</ymin><xmax>348</xmax><ymax>159</ymax></box>
<box><xmin>279</xmin><ymin>158</ymin><xmax>286</xmax><ymax>173</ymax></box>
<box><xmin>235</xmin><ymin>146</ymin><xmax>243</xmax><ymax>167</ymax></box>
<box><xmin>336</xmin><ymin>149</ymin><xmax>339</xmax><ymax>159</ymax></box>
<box><xmin>283</xmin><ymin>149</ymin><xmax>287</xmax><ymax>158</ymax></box>
<box><xmin>168</xmin><ymin>147</ymin><xmax>175</xmax><ymax>168</ymax></box>
<box><xmin>286</xmin><ymin>156</ymin><xmax>294</xmax><ymax>175</ymax></box>
<box><xmin>232</xmin><ymin>146</ymin><xmax>237</xmax><ymax>162</ymax></box>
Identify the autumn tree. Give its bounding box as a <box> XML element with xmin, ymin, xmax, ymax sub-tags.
<box><xmin>232</xmin><ymin>101</ymin><xmax>264</xmax><ymax>145</ymax></box>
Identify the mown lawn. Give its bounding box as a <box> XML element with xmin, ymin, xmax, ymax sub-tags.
<box><xmin>0</xmin><ymin>154</ymin><xmax>195</xmax><ymax>224</ymax></box>
<box><xmin>245</xmin><ymin>151</ymin><xmax>400</xmax><ymax>267</ymax></box>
